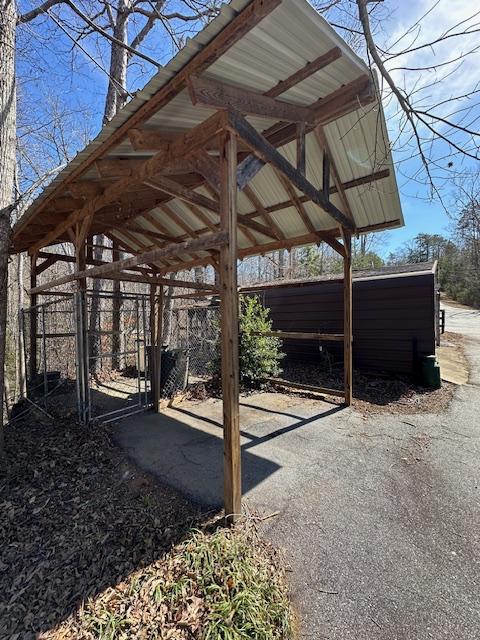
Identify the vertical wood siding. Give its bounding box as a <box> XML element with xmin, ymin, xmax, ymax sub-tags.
<box><xmin>250</xmin><ymin>273</ymin><xmax>436</xmax><ymax>374</ymax></box>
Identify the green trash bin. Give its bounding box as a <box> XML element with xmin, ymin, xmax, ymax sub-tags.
<box><xmin>420</xmin><ymin>355</ymin><xmax>441</xmax><ymax>389</ymax></box>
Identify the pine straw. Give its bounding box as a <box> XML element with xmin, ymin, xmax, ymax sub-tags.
<box><xmin>0</xmin><ymin>407</ymin><xmax>292</xmax><ymax>640</ymax></box>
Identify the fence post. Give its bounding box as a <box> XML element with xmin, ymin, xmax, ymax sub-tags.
<box><xmin>29</xmin><ymin>253</ymin><xmax>38</xmax><ymax>386</ymax></box>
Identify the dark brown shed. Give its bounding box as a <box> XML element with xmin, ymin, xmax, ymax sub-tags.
<box><xmin>240</xmin><ymin>262</ymin><xmax>439</xmax><ymax>375</ymax></box>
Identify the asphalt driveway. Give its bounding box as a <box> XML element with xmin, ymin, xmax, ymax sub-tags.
<box><xmin>116</xmin><ymin>301</ymin><xmax>480</xmax><ymax>639</ymax></box>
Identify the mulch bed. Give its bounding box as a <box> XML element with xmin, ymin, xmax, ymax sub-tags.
<box><xmin>0</xmin><ymin>408</ymin><xmax>205</xmax><ymax>639</ymax></box>
<box><xmin>274</xmin><ymin>360</ymin><xmax>455</xmax><ymax>416</ymax></box>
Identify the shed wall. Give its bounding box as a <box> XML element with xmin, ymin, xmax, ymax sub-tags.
<box><xmin>252</xmin><ymin>273</ymin><xmax>436</xmax><ymax>374</ymax></box>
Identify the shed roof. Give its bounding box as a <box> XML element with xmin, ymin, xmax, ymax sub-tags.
<box><xmin>240</xmin><ymin>262</ymin><xmax>437</xmax><ymax>291</ymax></box>
<box><xmin>12</xmin><ymin>0</ymin><xmax>403</xmax><ymax>269</ymax></box>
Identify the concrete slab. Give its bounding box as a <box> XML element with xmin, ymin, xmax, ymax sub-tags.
<box><xmin>115</xmin><ymin>393</ymin><xmax>341</xmax><ymax>507</ymax></box>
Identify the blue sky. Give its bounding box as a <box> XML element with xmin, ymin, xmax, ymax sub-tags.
<box><xmin>16</xmin><ymin>0</ymin><xmax>480</xmax><ymax>255</ymax></box>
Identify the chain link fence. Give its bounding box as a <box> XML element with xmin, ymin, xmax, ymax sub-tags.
<box><xmin>85</xmin><ymin>291</ymin><xmax>151</xmax><ymax>423</ymax></box>
<box><xmin>20</xmin><ymin>293</ymin><xmax>220</xmax><ymax>422</ymax></box>
<box><xmin>161</xmin><ymin>304</ymin><xmax>220</xmax><ymax>398</ymax></box>
<box><xmin>21</xmin><ymin>294</ymin><xmax>78</xmax><ymax>414</ymax></box>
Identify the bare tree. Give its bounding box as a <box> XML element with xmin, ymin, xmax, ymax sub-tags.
<box><xmin>0</xmin><ymin>0</ymin><xmax>16</xmax><ymax>450</ymax></box>
<box><xmin>315</xmin><ymin>0</ymin><xmax>480</xmax><ymax>199</ymax></box>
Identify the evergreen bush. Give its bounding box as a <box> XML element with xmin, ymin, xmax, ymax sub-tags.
<box><xmin>211</xmin><ymin>294</ymin><xmax>284</xmax><ymax>389</ymax></box>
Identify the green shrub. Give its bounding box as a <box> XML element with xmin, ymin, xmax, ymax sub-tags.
<box><xmin>239</xmin><ymin>295</ymin><xmax>284</xmax><ymax>388</ymax></box>
<box><xmin>211</xmin><ymin>295</ymin><xmax>284</xmax><ymax>389</ymax></box>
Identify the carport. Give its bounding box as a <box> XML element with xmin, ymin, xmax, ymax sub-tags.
<box><xmin>11</xmin><ymin>0</ymin><xmax>403</xmax><ymax>520</ymax></box>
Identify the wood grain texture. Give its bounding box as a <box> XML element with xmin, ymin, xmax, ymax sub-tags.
<box><xmin>219</xmin><ymin>132</ymin><xmax>241</xmax><ymax>523</ymax></box>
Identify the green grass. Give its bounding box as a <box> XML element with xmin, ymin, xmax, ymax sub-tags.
<box><xmin>51</xmin><ymin>522</ymin><xmax>293</xmax><ymax>639</ymax></box>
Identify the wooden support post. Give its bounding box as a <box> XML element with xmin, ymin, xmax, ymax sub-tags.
<box><xmin>111</xmin><ymin>239</ymin><xmax>122</xmax><ymax>370</ymax></box>
<box><xmin>29</xmin><ymin>253</ymin><xmax>38</xmax><ymax>385</ymax></box>
<box><xmin>343</xmin><ymin>231</ymin><xmax>353</xmax><ymax>406</ymax></box>
<box><xmin>75</xmin><ymin>234</ymin><xmax>89</xmax><ymax>422</ymax></box>
<box><xmin>152</xmin><ymin>285</ymin><xmax>164</xmax><ymax>413</ymax></box>
<box><xmin>219</xmin><ymin>131</ymin><xmax>241</xmax><ymax>523</ymax></box>
<box><xmin>296</xmin><ymin>122</ymin><xmax>306</xmax><ymax>176</ymax></box>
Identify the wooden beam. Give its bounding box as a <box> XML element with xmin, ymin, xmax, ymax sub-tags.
<box><xmin>87</xmin><ymin>270</ymin><xmax>216</xmax><ymax>291</ymax></box>
<box><xmin>322</xmin><ymin>152</ymin><xmax>330</xmax><ymax>197</ymax></box>
<box><xmin>254</xmin><ymin>331</ymin><xmax>343</xmax><ymax>341</ymax></box>
<box><xmin>29</xmin><ymin>112</ymin><xmax>226</xmax><ymax>254</ymax></box>
<box><xmin>234</xmin><ymin>75</ymin><xmax>376</xmax><ymax>191</ymax></box>
<box><xmin>188</xmin><ymin>149</ymin><xmax>221</xmax><ymax>194</ymax></box>
<box><xmin>275</xmin><ymin>169</ymin><xmax>316</xmax><ymax>234</ymax></box>
<box><xmin>199</xmin><ymin>181</ymin><xmax>277</xmax><ymax>242</ymax></box>
<box><xmin>343</xmin><ymin>231</ymin><xmax>353</xmax><ymax>406</ymax></box>
<box><xmin>242</xmin><ymin>185</ymin><xmax>284</xmax><ymax>240</ymax></box>
<box><xmin>144</xmin><ymin>176</ymin><xmax>220</xmax><ymax>213</ymax></box>
<box><xmin>121</xmin><ymin>222</ymin><xmax>173</xmax><ymax>243</ymax></box>
<box><xmin>219</xmin><ymin>131</ymin><xmax>241</xmax><ymax>523</ymax></box>
<box><xmin>36</xmin><ymin>254</ymin><xmax>58</xmax><ymax>275</ymax></box>
<box><xmin>226</xmin><ymin>109</ymin><xmax>355</xmax><ymax>231</ymax></box>
<box><xmin>296</xmin><ymin>122</ymin><xmax>306</xmax><ymax>176</ymax></box>
<box><xmin>314</xmin><ymin>126</ymin><xmax>355</xmax><ymax>227</ymax></box>
<box><xmin>29</xmin><ymin>231</ymin><xmax>227</xmax><ymax>294</ymax></box>
<box><xmin>236</xmin><ymin>232</ymin><xmax>341</xmax><ymax>260</ymax></box>
<box><xmin>308</xmin><ymin>75</ymin><xmax>374</xmax><ymax>124</ymax></box>
<box><xmin>95</xmin><ymin>158</ymin><xmax>146</xmax><ymax>178</ymax></box>
<box><xmin>188</xmin><ymin>75</ymin><xmax>312</xmax><ymax>123</ymax></box>
<box><xmin>265</xmin><ymin>378</ymin><xmax>344</xmax><ymax>398</ymax></box>
<box><xmin>68</xmin><ymin>181</ymin><xmax>103</xmax><ymax>200</ymax></box>
<box><xmin>265</xmin><ymin>47</ymin><xmax>342</xmax><ymax>98</ymax></box>
<box><xmin>160</xmin><ymin>203</ymin><xmax>199</xmax><ymax>239</ymax></box>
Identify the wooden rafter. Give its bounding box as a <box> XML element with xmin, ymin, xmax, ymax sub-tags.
<box><xmin>15</xmin><ymin>0</ymin><xmax>282</xmax><ymax>238</ymax></box>
<box><xmin>314</xmin><ymin>125</ymin><xmax>355</xmax><ymax>228</ymax></box>
<box><xmin>265</xmin><ymin>47</ymin><xmax>342</xmax><ymax>97</ymax></box>
<box><xmin>242</xmin><ymin>186</ymin><xmax>284</xmax><ymax>240</ymax></box>
<box><xmin>29</xmin><ymin>112</ymin><xmax>226</xmax><ymax>254</ymax></box>
<box><xmin>145</xmin><ymin>176</ymin><xmax>219</xmax><ymax>213</ymax></box>
<box><xmin>274</xmin><ymin>169</ymin><xmax>315</xmax><ymax>234</ymax></box>
<box><xmin>187</xmin><ymin>75</ymin><xmax>312</xmax><ymax>123</ymax></box>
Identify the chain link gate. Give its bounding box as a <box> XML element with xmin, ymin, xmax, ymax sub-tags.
<box><xmin>83</xmin><ymin>291</ymin><xmax>152</xmax><ymax>424</ymax></box>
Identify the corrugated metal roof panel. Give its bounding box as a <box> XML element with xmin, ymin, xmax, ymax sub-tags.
<box><xmin>13</xmin><ymin>0</ymin><xmax>403</xmax><ymax>262</ymax></box>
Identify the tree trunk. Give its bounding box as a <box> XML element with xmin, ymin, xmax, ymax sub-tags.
<box><xmin>103</xmin><ymin>0</ymin><xmax>129</xmax><ymax>125</ymax></box>
<box><xmin>90</xmin><ymin>1</ymin><xmax>130</xmax><ymax>375</ymax></box>
<box><xmin>0</xmin><ymin>0</ymin><xmax>16</xmax><ymax>452</ymax></box>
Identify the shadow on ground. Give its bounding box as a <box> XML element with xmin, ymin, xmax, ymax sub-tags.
<box><xmin>0</xmin><ymin>407</ymin><xmax>212</xmax><ymax>638</ymax></box>
<box><xmin>115</xmin><ymin>395</ymin><xmax>344</xmax><ymax>508</ymax></box>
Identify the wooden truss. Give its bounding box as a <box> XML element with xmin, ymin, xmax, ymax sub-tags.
<box><xmin>17</xmin><ymin>0</ymin><xmax>397</xmax><ymax>523</ymax></box>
